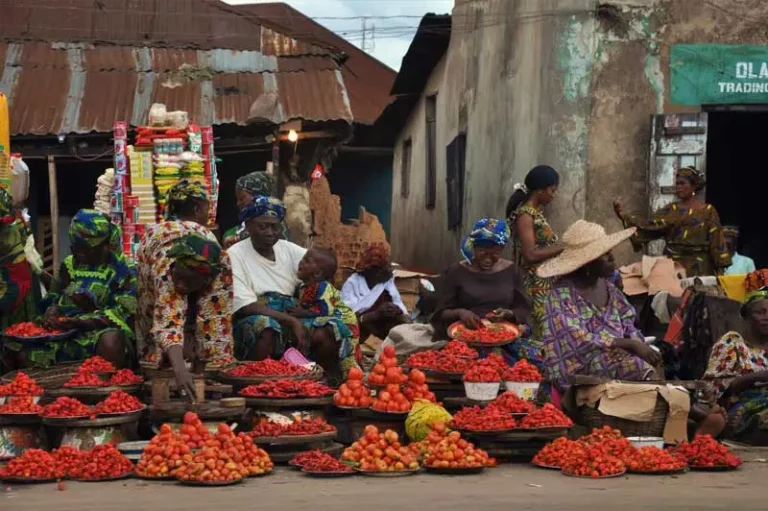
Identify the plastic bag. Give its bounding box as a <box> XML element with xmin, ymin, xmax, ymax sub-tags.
<box><xmin>405</xmin><ymin>399</ymin><xmax>452</xmax><ymax>442</ymax></box>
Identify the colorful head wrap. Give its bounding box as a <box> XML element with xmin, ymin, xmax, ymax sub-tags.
<box><xmin>236</xmin><ymin>172</ymin><xmax>275</xmax><ymax>197</ymax></box>
<box><xmin>69</xmin><ymin>209</ymin><xmax>120</xmax><ymax>250</ymax></box>
<box><xmin>741</xmin><ymin>287</ymin><xmax>768</xmax><ymax>318</ymax></box>
<box><xmin>746</xmin><ymin>269</ymin><xmax>768</xmax><ymax>293</ymax></box>
<box><xmin>461</xmin><ymin>218</ymin><xmax>511</xmax><ymax>263</ymax></box>
<box><xmin>0</xmin><ymin>187</ymin><xmax>15</xmax><ymax>226</ymax></box>
<box><xmin>240</xmin><ymin>195</ymin><xmax>286</xmax><ymax>223</ymax></box>
<box><xmin>167</xmin><ymin>234</ymin><xmax>223</xmax><ymax>277</ymax></box>
<box><xmin>358</xmin><ymin>243</ymin><xmax>390</xmax><ymax>272</ymax></box>
<box><xmin>164</xmin><ymin>179</ymin><xmax>209</xmax><ymax>220</ymax></box>
<box><xmin>677</xmin><ymin>166</ymin><xmax>706</xmax><ymax>192</ymax></box>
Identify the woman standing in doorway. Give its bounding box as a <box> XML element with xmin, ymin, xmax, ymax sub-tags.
<box><xmin>614</xmin><ymin>166</ymin><xmax>731</xmax><ymax>277</ymax></box>
<box><xmin>506</xmin><ymin>165</ymin><xmax>563</xmax><ymax>340</ymax></box>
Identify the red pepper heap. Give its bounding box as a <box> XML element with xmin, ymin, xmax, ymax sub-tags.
<box><xmin>227</xmin><ymin>360</ymin><xmax>308</xmax><ymax>377</ymax></box>
<box><xmin>69</xmin><ymin>444</ymin><xmax>134</xmax><ymax>480</ymax></box>
<box><xmin>0</xmin><ymin>372</ymin><xmax>44</xmax><ymax>396</ymax></box>
<box><xmin>239</xmin><ymin>379</ymin><xmax>333</xmax><ymax>398</ymax></box>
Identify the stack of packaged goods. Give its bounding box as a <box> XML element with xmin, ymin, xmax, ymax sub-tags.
<box><xmin>179</xmin><ymin>151</ymin><xmax>206</xmax><ymax>183</ymax></box>
<box><xmin>128</xmin><ymin>145</ymin><xmax>157</xmax><ymax>224</ymax></box>
<box><xmin>153</xmin><ymin>138</ymin><xmax>184</xmax><ymax>219</ymax></box>
<box><xmin>93</xmin><ymin>168</ymin><xmax>115</xmax><ymax>215</ymax></box>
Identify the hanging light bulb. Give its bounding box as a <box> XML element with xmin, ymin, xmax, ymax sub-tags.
<box><xmin>287</xmin><ymin>129</ymin><xmax>299</xmax><ymax>142</ymax></box>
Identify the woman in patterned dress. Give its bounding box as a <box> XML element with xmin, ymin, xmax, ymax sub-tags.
<box><xmin>537</xmin><ymin>221</ymin><xmax>662</xmax><ymax>391</ymax></box>
<box><xmin>30</xmin><ymin>210</ymin><xmax>137</xmax><ymax>368</ymax></box>
<box><xmin>703</xmin><ymin>289</ymin><xmax>768</xmax><ymax>442</ymax></box>
<box><xmin>136</xmin><ymin>180</ymin><xmax>234</xmax><ymax>397</ymax></box>
<box><xmin>507</xmin><ymin>166</ymin><xmax>563</xmax><ymax>341</ymax></box>
<box><xmin>614</xmin><ymin>166</ymin><xmax>731</xmax><ymax>277</ymax></box>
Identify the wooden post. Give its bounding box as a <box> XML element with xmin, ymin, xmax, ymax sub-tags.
<box><xmin>47</xmin><ymin>155</ymin><xmax>60</xmax><ymax>276</ymax></box>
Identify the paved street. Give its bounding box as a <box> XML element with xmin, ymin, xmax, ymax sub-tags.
<box><xmin>4</xmin><ymin>463</ymin><xmax>767</xmax><ymax>511</ymax></box>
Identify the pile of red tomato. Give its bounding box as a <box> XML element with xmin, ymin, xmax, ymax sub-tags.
<box><xmin>626</xmin><ymin>446</ymin><xmax>688</xmax><ymax>473</ymax></box>
<box><xmin>441</xmin><ymin>341</ymin><xmax>478</xmax><ymax>359</ymax></box>
<box><xmin>0</xmin><ymin>448</ymin><xmax>62</xmax><ymax>479</ymax></box>
<box><xmin>4</xmin><ymin>322</ymin><xmax>63</xmax><ymax>337</ymax></box>
<box><xmin>422</xmin><ymin>429</ymin><xmax>495</xmax><ymax>470</ymax></box>
<box><xmin>249</xmin><ymin>417</ymin><xmax>335</xmax><ymax>437</ymax></box>
<box><xmin>533</xmin><ymin>437</ymin><xmax>586</xmax><ymax>468</ymax></box>
<box><xmin>463</xmin><ymin>358</ymin><xmax>502</xmax><ymax>383</ymax></box>
<box><xmin>108</xmin><ymin>369</ymin><xmax>144</xmax><ymax>386</ymax></box>
<box><xmin>78</xmin><ymin>356</ymin><xmax>116</xmax><ymax>373</ymax></box>
<box><xmin>0</xmin><ymin>372</ymin><xmax>44</xmax><ymax>396</ymax></box>
<box><xmin>239</xmin><ymin>379</ymin><xmax>334</xmax><ymax>398</ymax></box>
<box><xmin>93</xmin><ymin>390</ymin><xmax>144</xmax><ymax>415</ymax></box>
<box><xmin>41</xmin><ymin>396</ymin><xmax>93</xmax><ymax>418</ymax></box>
<box><xmin>64</xmin><ymin>371</ymin><xmax>106</xmax><ymax>388</ymax></box>
<box><xmin>226</xmin><ymin>360</ymin><xmax>308</xmax><ymax>378</ymax></box>
<box><xmin>341</xmin><ymin>426</ymin><xmax>419</xmax><ymax>472</ymax></box>
<box><xmin>69</xmin><ymin>444</ymin><xmax>134</xmax><ymax>480</ymax></box>
<box><xmin>333</xmin><ymin>368</ymin><xmax>372</xmax><ymax>408</ymax></box>
<box><xmin>296</xmin><ymin>452</ymin><xmax>353</xmax><ymax>473</ymax></box>
<box><xmin>502</xmin><ymin>360</ymin><xmax>543</xmax><ymax>382</ymax></box>
<box><xmin>519</xmin><ymin>404</ymin><xmax>573</xmax><ymax>428</ymax></box>
<box><xmin>51</xmin><ymin>446</ymin><xmax>85</xmax><ymax>478</ymax></box>
<box><xmin>669</xmin><ymin>434</ymin><xmax>742</xmax><ymax>469</ymax></box>
<box><xmin>405</xmin><ymin>350</ymin><xmax>472</xmax><ymax>374</ymax></box>
<box><xmin>402</xmin><ymin>369</ymin><xmax>437</xmax><ymax>403</ymax></box>
<box><xmin>451</xmin><ymin>405</ymin><xmax>517</xmax><ymax>431</ymax></box>
<box><xmin>490</xmin><ymin>392</ymin><xmax>536</xmax><ymax>414</ymax></box>
<box><xmin>0</xmin><ymin>396</ymin><xmax>43</xmax><ymax>415</ymax></box>
<box><xmin>367</xmin><ymin>346</ymin><xmax>407</xmax><ymax>386</ymax></box>
<box><xmin>451</xmin><ymin>322</ymin><xmax>516</xmax><ymax>344</ymax></box>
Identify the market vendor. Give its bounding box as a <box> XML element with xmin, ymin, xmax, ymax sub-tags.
<box><xmin>136</xmin><ymin>182</ymin><xmax>234</xmax><ymax>397</ymax></box>
<box><xmin>702</xmin><ymin>288</ymin><xmax>768</xmax><ymax>443</ymax></box>
<box><xmin>223</xmin><ymin>171</ymin><xmax>281</xmax><ymax>248</ymax></box>
<box><xmin>0</xmin><ymin>188</ymin><xmax>40</xmax><ymax>332</ymax></box>
<box><xmin>229</xmin><ymin>195</ymin><xmax>354</xmax><ymax>378</ymax></box>
<box><xmin>431</xmin><ymin>218</ymin><xmax>539</xmax><ymax>366</ymax></box>
<box><xmin>535</xmin><ymin>220</ymin><xmax>662</xmax><ymax>390</ymax></box>
<box><xmin>30</xmin><ymin>210</ymin><xmax>137</xmax><ymax>368</ymax></box>
<box><xmin>341</xmin><ymin>243</ymin><xmax>411</xmax><ymax>341</ymax></box>
<box><xmin>614</xmin><ymin>166</ymin><xmax>731</xmax><ymax>277</ymax></box>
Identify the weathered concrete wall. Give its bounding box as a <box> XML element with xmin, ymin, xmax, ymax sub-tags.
<box><xmin>392</xmin><ymin>0</ymin><xmax>768</xmax><ymax>270</ymax></box>
<box><xmin>391</xmin><ymin>0</ymin><xmax>595</xmax><ymax>271</ymax></box>
<box><xmin>585</xmin><ymin>0</ymin><xmax>768</xmax><ymax>262</ymax></box>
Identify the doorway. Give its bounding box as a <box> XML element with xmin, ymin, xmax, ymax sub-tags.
<box><xmin>706</xmin><ymin>110</ymin><xmax>768</xmax><ymax>269</ymax></box>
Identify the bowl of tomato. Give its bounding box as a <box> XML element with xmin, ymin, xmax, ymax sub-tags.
<box><xmin>2</xmin><ymin>322</ymin><xmax>75</xmax><ymax>344</ymax></box>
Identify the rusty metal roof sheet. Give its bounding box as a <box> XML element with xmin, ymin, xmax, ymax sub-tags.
<box><xmin>0</xmin><ymin>41</ymin><xmax>353</xmax><ymax>135</ymax></box>
<box><xmin>0</xmin><ymin>0</ymin><xmax>331</xmax><ymax>54</ymax></box>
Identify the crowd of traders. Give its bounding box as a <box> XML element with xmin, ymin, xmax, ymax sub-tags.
<box><xmin>0</xmin><ymin>163</ymin><xmax>767</xmax><ymax>443</ymax></box>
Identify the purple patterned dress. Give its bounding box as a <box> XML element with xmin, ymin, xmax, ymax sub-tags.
<box><xmin>541</xmin><ymin>280</ymin><xmax>652</xmax><ymax>389</ymax></box>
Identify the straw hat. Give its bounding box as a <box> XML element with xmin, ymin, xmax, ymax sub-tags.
<box><xmin>536</xmin><ymin>220</ymin><xmax>636</xmax><ymax>279</ymax></box>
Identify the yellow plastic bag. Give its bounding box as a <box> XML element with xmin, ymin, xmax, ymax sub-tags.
<box><xmin>405</xmin><ymin>399</ymin><xmax>452</xmax><ymax>442</ymax></box>
<box><xmin>0</xmin><ymin>92</ymin><xmax>9</xmax><ymax>153</ymax></box>
<box><xmin>718</xmin><ymin>275</ymin><xmax>747</xmax><ymax>303</ymax></box>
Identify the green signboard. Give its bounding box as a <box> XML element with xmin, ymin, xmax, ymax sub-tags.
<box><xmin>671</xmin><ymin>44</ymin><xmax>768</xmax><ymax>105</ymax></box>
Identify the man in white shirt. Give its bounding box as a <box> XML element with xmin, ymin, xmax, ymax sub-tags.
<box><xmin>229</xmin><ymin>196</ymin><xmax>308</xmax><ymax>361</ymax></box>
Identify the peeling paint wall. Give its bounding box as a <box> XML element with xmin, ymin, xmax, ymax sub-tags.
<box><xmin>391</xmin><ymin>0</ymin><xmax>768</xmax><ymax>269</ymax></box>
<box><xmin>391</xmin><ymin>0</ymin><xmax>595</xmax><ymax>270</ymax></box>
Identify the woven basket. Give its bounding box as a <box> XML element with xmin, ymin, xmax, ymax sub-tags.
<box><xmin>579</xmin><ymin>396</ymin><xmax>669</xmax><ymax>438</ymax></box>
<box><xmin>1</xmin><ymin>362</ymin><xmax>80</xmax><ymax>389</ymax></box>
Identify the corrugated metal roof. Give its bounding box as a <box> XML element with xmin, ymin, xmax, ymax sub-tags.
<box><xmin>0</xmin><ymin>42</ymin><xmax>353</xmax><ymax>135</ymax></box>
<box><xmin>237</xmin><ymin>2</ymin><xmax>396</xmax><ymax>125</ymax></box>
<box><xmin>0</xmin><ymin>0</ymin><xmax>332</xmax><ymax>54</ymax></box>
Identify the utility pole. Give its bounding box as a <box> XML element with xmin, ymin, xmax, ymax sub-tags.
<box><xmin>361</xmin><ymin>17</ymin><xmax>375</xmax><ymax>53</ymax></box>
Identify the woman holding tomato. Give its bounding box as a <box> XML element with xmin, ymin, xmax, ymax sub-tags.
<box><xmin>431</xmin><ymin>218</ymin><xmax>540</xmax><ymax>367</ymax></box>
<box><xmin>28</xmin><ymin>210</ymin><xmax>137</xmax><ymax>368</ymax></box>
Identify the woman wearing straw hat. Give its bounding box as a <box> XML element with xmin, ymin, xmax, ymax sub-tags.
<box><xmin>536</xmin><ymin>220</ymin><xmax>662</xmax><ymax>390</ymax></box>
<box><xmin>613</xmin><ymin>166</ymin><xmax>731</xmax><ymax>277</ymax></box>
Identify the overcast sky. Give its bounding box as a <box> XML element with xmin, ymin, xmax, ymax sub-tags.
<box><xmin>225</xmin><ymin>0</ymin><xmax>454</xmax><ymax>70</ymax></box>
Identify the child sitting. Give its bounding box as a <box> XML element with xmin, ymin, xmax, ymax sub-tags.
<box><xmin>290</xmin><ymin>248</ymin><xmax>361</xmax><ymax>381</ymax></box>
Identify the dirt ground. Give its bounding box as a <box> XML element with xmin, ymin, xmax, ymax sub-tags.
<box><xmin>3</xmin><ymin>462</ymin><xmax>767</xmax><ymax>511</ymax></box>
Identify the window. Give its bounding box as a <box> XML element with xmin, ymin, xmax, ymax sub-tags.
<box><xmin>401</xmin><ymin>139</ymin><xmax>412</xmax><ymax>198</ymax></box>
<box><xmin>446</xmin><ymin>132</ymin><xmax>467</xmax><ymax>230</ymax></box>
<box><xmin>425</xmin><ymin>94</ymin><xmax>438</xmax><ymax>209</ymax></box>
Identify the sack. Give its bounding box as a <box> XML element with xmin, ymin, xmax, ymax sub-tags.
<box><xmin>405</xmin><ymin>400</ymin><xmax>452</xmax><ymax>442</ymax></box>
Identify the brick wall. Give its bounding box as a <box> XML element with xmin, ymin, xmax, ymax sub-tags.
<box><xmin>309</xmin><ymin>176</ymin><xmax>389</xmax><ymax>284</ymax></box>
